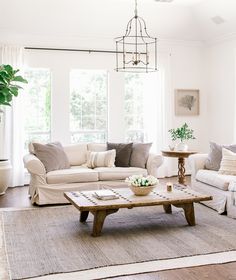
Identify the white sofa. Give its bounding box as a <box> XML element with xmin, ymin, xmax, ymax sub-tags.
<box><xmin>23</xmin><ymin>143</ymin><xmax>163</xmax><ymax>205</ymax></box>
<box><xmin>189</xmin><ymin>153</ymin><xmax>236</xmax><ymax>218</ymax></box>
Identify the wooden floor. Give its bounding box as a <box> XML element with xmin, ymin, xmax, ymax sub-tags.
<box><xmin>1</xmin><ymin>177</ymin><xmax>236</xmax><ymax>279</ymax></box>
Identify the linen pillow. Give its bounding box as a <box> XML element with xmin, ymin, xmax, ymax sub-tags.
<box><xmin>219</xmin><ymin>148</ymin><xmax>236</xmax><ymax>175</ymax></box>
<box><xmin>205</xmin><ymin>142</ymin><xmax>236</xmax><ymax>171</ymax></box>
<box><xmin>32</xmin><ymin>142</ymin><xmax>70</xmax><ymax>172</ymax></box>
<box><xmin>86</xmin><ymin>150</ymin><xmax>116</xmax><ymax>168</ymax></box>
<box><xmin>130</xmin><ymin>143</ymin><xmax>152</xmax><ymax>168</ymax></box>
<box><xmin>107</xmin><ymin>142</ymin><xmax>133</xmax><ymax>167</ymax></box>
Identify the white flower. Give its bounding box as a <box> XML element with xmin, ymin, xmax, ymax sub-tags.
<box><xmin>125</xmin><ymin>175</ymin><xmax>159</xmax><ymax>187</ymax></box>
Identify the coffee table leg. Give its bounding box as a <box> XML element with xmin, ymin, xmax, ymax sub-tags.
<box><xmin>174</xmin><ymin>203</ymin><xmax>195</xmax><ymax>226</ymax></box>
<box><xmin>92</xmin><ymin>209</ymin><xmax>119</xmax><ymax>237</ymax></box>
<box><xmin>80</xmin><ymin>211</ymin><xmax>89</xmax><ymax>222</ymax></box>
<box><xmin>163</xmin><ymin>204</ymin><xmax>172</xmax><ymax>214</ymax></box>
<box><xmin>183</xmin><ymin>203</ymin><xmax>195</xmax><ymax>226</ymax></box>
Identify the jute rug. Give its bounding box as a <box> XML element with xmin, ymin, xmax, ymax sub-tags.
<box><xmin>2</xmin><ymin>204</ymin><xmax>236</xmax><ymax>280</ymax></box>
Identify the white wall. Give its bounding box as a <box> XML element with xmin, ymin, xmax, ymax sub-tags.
<box><xmin>205</xmin><ymin>39</ymin><xmax>236</xmax><ymax>144</ymax></box>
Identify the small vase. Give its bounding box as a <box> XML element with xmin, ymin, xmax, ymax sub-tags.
<box><xmin>130</xmin><ymin>185</ymin><xmax>155</xmax><ymax>196</ymax></box>
<box><xmin>176</xmin><ymin>142</ymin><xmax>188</xmax><ymax>151</ymax></box>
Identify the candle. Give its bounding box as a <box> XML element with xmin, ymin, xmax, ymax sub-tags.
<box><xmin>166</xmin><ymin>182</ymin><xmax>173</xmax><ymax>192</ymax></box>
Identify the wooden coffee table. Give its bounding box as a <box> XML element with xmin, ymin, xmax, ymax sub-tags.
<box><xmin>64</xmin><ymin>185</ymin><xmax>212</xmax><ymax>237</ymax></box>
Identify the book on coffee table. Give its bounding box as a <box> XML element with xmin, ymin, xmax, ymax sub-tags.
<box><xmin>93</xmin><ymin>190</ymin><xmax>119</xmax><ymax>200</ymax></box>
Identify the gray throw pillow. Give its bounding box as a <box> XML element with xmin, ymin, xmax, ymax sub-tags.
<box><xmin>130</xmin><ymin>143</ymin><xmax>152</xmax><ymax>168</ymax></box>
<box><xmin>205</xmin><ymin>142</ymin><xmax>236</xmax><ymax>171</ymax></box>
<box><xmin>107</xmin><ymin>142</ymin><xmax>133</xmax><ymax>167</ymax></box>
<box><xmin>33</xmin><ymin>142</ymin><xmax>70</xmax><ymax>172</ymax></box>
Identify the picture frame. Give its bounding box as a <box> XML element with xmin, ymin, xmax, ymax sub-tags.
<box><xmin>175</xmin><ymin>89</ymin><xmax>199</xmax><ymax>116</ymax></box>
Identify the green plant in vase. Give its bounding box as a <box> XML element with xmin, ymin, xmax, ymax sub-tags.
<box><xmin>168</xmin><ymin>123</ymin><xmax>195</xmax><ymax>151</ymax></box>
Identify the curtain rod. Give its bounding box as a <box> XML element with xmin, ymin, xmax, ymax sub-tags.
<box><xmin>25</xmin><ymin>47</ymin><xmax>118</xmax><ymax>54</ymax></box>
<box><xmin>24</xmin><ymin>47</ymin><xmax>145</xmax><ymax>55</ymax></box>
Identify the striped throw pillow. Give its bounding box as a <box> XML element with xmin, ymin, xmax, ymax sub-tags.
<box><xmin>219</xmin><ymin>148</ymin><xmax>236</xmax><ymax>175</ymax></box>
<box><xmin>86</xmin><ymin>150</ymin><xmax>116</xmax><ymax>168</ymax></box>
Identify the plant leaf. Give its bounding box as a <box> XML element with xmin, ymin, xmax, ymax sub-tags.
<box><xmin>13</xmin><ymin>76</ymin><xmax>28</xmax><ymax>83</ymax></box>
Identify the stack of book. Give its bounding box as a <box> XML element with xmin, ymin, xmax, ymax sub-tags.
<box><xmin>93</xmin><ymin>190</ymin><xmax>119</xmax><ymax>200</ymax></box>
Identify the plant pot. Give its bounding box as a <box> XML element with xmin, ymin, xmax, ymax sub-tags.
<box><xmin>0</xmin><ymin>159</ymin><xmax>12</xmax><ymax>195</ymax></box>
<box><xmin>176</xmin><ymin>142</ymin><xmax>188</xmax><ymax>151</ymax></box>
<box><xmin>130</xmin><ymin>185</ymin><xmax>155</xmax><ymax>196</ymax></box>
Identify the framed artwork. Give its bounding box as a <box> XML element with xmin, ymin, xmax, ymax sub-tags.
<box><xmin>175</xmin><ymin>89</ymin><xmax>199</xmax><ymax>116</ymax></box>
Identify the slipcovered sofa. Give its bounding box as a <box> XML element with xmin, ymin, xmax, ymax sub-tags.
<box><xmin>189</xmin><ymin>153</ymin><xmax>236</xmax><ymax>218</ymax></box>
<box><xmin>23</xmin><ymin>143</ymin><xmax>163</xmax><ymax>205</ymax></box>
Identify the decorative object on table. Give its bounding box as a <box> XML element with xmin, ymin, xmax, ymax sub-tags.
<box><xmin>168</xmin><ymin>123</ymin><xmax>195</xmax><ymax>151</ymax></box>
<box><xmin>175</xmin><ymin>89</ymin><xmax>199</xmax><ymax>116</ymax></box>
<box><xmin>0</xmin><ymin>64</ymin><xmax>28</xmax><ymax>195</ymax></box>
<box><xmin>93</xmin><ymin>189</ymin><xmax>119</xmax><ymax>200</ymax></box>
<box><xmin>114</xmin><ymin>0</ymin><xmax>157</xmax><ymax>73</ymax></box>
<box><xmin>125</xmin><ymin>175</ymin><xmax>159</xmax><ymax>196</ymax></box>
<box><xmin>161</xmin><ymin>150</ymin><xmax>197</xmax><ymax>185</ymax></box>
<box><xmin>166</xmin><ymin>182</ymin><xmax>173</xmax><ymax>192</ymax></box>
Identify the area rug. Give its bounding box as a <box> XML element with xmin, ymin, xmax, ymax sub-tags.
<box><xmin>2</xmin><ymin>204</ymin><xmax>236</xmax><ymax>280</ymax></box>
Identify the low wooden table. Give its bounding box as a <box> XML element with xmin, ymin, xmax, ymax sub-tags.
<box><xmin>161</xmin><ymin>150</ymin><xmax>197</xmax><ymax>185</ymax></box>
<box><xmin>64</xmin><ymin>185</ymin><xmax>212</xmax><ymax>237</ymax></box>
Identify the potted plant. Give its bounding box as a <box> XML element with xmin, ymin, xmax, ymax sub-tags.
<box><xmin>125</xmin><ymin>175</ymin><xmax>159</xmax><ymax>196</ymax></box>
<box><xmin>168</xmin><ymin>123</ymin><xmax>195</xmax><ymax>151</ymax></box>
<box><xmin>0</xmin><ymin>64</ymin><xmax>27</xmax><ymax>194</ymax></box>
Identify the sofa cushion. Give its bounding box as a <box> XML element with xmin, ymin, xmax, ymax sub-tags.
<box><xmin>63</xmin><ymin>143</ymin><xmax>88</xmax><ymax>166</ymax></box>
<box><xmin>94</xmin><ymin>167</ymin><xmax>147</xmax><ymax>181</ymax></box>
<box><xmin>88</xmin><ymin>143</ymin><xmax>107</xmax><ymax>152</ymax></box>
<box><xmin>32</xmin><ymin>142</ymin><xmax>70</xmax><ymax>172</ymax></box>
<box><xmin>205</xmin><ymin>142</ymin><xmax>236</xmax><ymax>171</ymax></box>
<box><xmin>196</xmin><ymin>169</ymin><xmax>236</xmax><ymax>191</ymax></box>
<box><xmin>86</xmin><ymin>150</ymin><xmax>116</xmax><ymax>168</ymax></box>
<box><xmin>107</xmin><ymin>142</ymin><xmax>133</xmax><ymax>167</ymax></box>
<box><xmin>219</xmin><ymin>148</ymin><xmax>236</xmax><ymax>176</ymax></box>
<box><xmin>46</xmin><ymin>167</ymin><xmax>98</xmax><ymax>184</ymax></box>
<box><xmin>130</xmin><ymin>143</ymin><xmax>152</xmax><ymax>168</ymax></box>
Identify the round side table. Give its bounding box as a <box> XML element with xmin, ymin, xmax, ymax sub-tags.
<box><xmin>161</xmin><ymin>150</ymin><xmax>197</xmax><ymax>185</ymax></box>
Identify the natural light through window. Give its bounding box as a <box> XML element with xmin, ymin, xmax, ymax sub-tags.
<box><xmin>24</xmin><ymin>68</ymin><xmax>51</xmax><ymax>152</ymax></box>
<box><xmin>70</xmin><ymin>70</ymin><xmax>108</xmax><ymax>143</ymax></box>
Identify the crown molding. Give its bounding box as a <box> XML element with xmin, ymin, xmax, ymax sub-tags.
<box><xmin>205</xmin><ymin>32</ymin><xmax>236</xmax><ymax>46</ymax></box>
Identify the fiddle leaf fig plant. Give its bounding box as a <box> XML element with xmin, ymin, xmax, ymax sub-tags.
<box><xmin>0</xmin><ymin>64</ymin><xmax>28</xmax><ymax>107</ymax></box>
<box><xmin>168</xmin><ymin>123</ymin><xmax>196</xmax><ymax>142</ymax></box>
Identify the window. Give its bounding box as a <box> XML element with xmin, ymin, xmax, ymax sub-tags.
<box><xmin>70</xmin><ymin>70</ymin><xmax>108</xmax><ymax>143</ymax></box>
<box><xmin>24</xmin><ymin>68</ymin><xmax>51</xmax><ymax>151</ymax></box>
<box><xmin>124</xmin><ymin>73</ymin><xmax>145</xmax><ymax>142</ymax></box>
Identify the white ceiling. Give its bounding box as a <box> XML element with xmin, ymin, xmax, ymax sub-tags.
<box><xmin>0</xmin><ymin>0</ymin><xmax>236</xmax><ymax>47</ymax></box>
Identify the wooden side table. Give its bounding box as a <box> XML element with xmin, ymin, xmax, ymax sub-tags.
<box><xmin>161</xmin><ymin>150</ymin><xmax>197</xmax><ymax>185</ymax></box>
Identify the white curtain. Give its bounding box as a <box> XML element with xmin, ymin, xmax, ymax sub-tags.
<box><xmin>0</xmin><ymin>45</ymin><xmax>25</xmax><ymax>187</ymax></box>
<box><xmin>143</xmin><ymin>52</ymin><xmax>174</xmax><ymax>178</ymax></box>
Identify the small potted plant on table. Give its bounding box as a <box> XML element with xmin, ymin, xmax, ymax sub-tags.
<box><xmin>125</xmin><ymin>175</ymin><xmax>159</xmax><ymax>196</ymax></box>
<box><xmin>168</xmin><ymin>123</ymin><xmax>195</xmax><ymax>151</ymax></box>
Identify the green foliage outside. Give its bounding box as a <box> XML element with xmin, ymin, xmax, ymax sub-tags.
<box><xmin>168</xmin><ymin>123</ymin><xmax>195</xmax><ymax>142</ymax></box>
<box><xmin>23</xmin><ymin>69</ymin><xmax>51</xmax><ymax>150</ymax></box>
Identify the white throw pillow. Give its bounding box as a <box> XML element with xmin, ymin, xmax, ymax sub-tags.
<box><xmin>219</xmin><ymin>148</ymin><xmax>236</xmax><ymax>175</ymax></box>
<box><xmin>86</xmin><ymin>150</ymin><xmax>116</xmax><ymax>168</ymax></box>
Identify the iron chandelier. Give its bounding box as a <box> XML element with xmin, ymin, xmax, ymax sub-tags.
<box><xmin>115</xmin><ymin>0</ymin><xmax>157</xmax><ymax>73</ymax></box>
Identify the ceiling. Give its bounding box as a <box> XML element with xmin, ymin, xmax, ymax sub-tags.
<box><xmin>0</xmin><ymin>0</ymin><xmax>236</xmax><ymax>47</ymax></box>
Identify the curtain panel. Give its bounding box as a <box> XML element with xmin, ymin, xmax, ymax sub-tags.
<box><xmin>0</xmin><ymin>45</ymin><xmax>25</xmax><ymax>187</ymax></box>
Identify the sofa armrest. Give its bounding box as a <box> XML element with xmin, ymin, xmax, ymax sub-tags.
<box><xmin>23</xmin><ymin>154</ymin><xmax>46</xmax><ymax>176</ymax></box>
<box><xmin>146</xmin><ymin>153</ymin><xmax>164</xmax><ymax>177</ymax></box>
<box><xmin>189</xmin><ymin>154</ymin><xmax>207</xmax><ymax>181</ymax></box>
